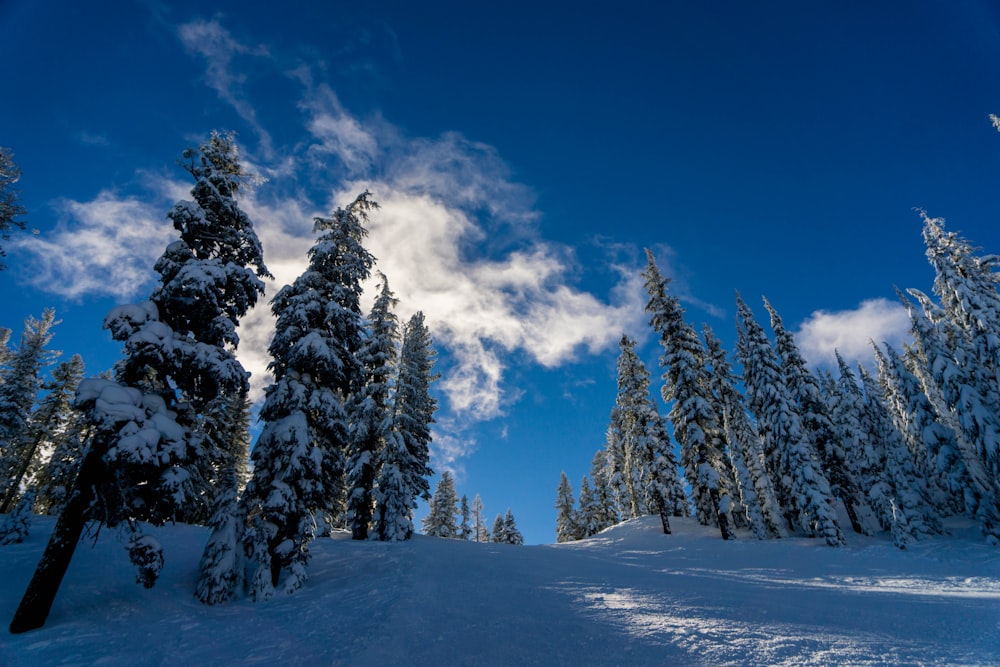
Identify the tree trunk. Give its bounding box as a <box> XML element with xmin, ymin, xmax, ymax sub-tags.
<box><xmin>9</xmin><ymin>446</ymin><xmax>100</xmax><ymax>634</ymax></box>
<box><xmin>0</xmin><ymin>436</ymin><xmax>43</xmax><ymax>514</ymax></box>
<box><xmin>711</xmin><ymin>487</ymin><xmax>735</xmax><ymax>540</ymax></box>
<box><xmin>654</xmin><ymin>494</ymin><xmax>672</xmax><ymax>535</ymax></box>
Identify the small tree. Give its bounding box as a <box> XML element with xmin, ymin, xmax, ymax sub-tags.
<box><xmin>555</xmin><ymin>472</ymin><xmax>579</xmax><ymax>543</ymax></box>
<box><xmin>0</xmin><ymin>146</ymin><xmax>27</xmax><ymax>270</ymax></box>
<box><xmin>503</xmin><ymin>509</ymin><xmax>524</xmax><ymax>545</ymax></box>
<box><xmin>422</xmin><ymin>471</ymin><xmax>459</xmax><ymax>538</ymax></box>
<box><xmin>471</xmin><ymin>494</ymin><xmax>489</xmax><ymax>543</ymax></box>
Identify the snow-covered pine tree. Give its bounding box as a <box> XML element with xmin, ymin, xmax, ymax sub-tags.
<box><xmin>735</xmin><ymin>295</ymin><xmax>844</xmax><ymax>546</ymax></box>
<box><xmin>922</xmin><ymin>212</ymin><xmax>1000</xmax><ymax>404</ymax></box>
<box><xmin>422</xmin><ymin>471</ymin><xmax>459</xmax><ymax>538</ymax></box>
<box><xmin>348</xmin><ymin>273</ymin><xmax>399</xmax><ymax>540</ymax></box>
<box><xmin>906</xmin><ymin>288</ymin><xmax>1000</xmax><ymax>479</ymax></box>
<box><xmin>0</xmin><ymin>489</ymin><xmax>35</xmax><ymax>545</ymax></box>
<box><xmin>9</xmin><ymin>354</ymin><xmax>84</xmax><ymax>516</ymax></box>
<box><xmin>108</xmin><ymin>131</ymin><xmax>271</xmax><ymax>524</ymax></box>
<box><xmin>763</xmin><ymin>297</ymin><xmax>870</xmax><ymax>536</ymax></box>
<box><xmin>491</xmin><ymin>513</ymin><xmax>506</xmax><ymax>543</ymax></box>
<box><xmin>371</xmin><ymin>430</ymin><xmax>413</xmax><ymax>542</ymax></box>
<box><xmin>643</xmin><ymin>250</ymin><xmax>735</xmax><ymax>540</ymax></box>
<box><xmin>872</xmin><ymin>342</ymin><xmax>957</xmax><ymax>516</ymax></box>
<box><xmin>857</xmin><ymin>362</ymin><xmax>942</xmax><ymax>548</ymax></box>
<box><xmin>12</xmin><ymin>134</ymin><xmax>270</xmax><ymax>632</ymax></box>
<box><xmin>239</xmin><ymin>192</ymin><xmax>375</xmax><ymax>600</ymax></box>
<box><xmin>459</xmin><ymin>495</ymin><xmax>472</xmax><ymax>540</ymax></box>
<box><xmin>648</xmin><ymin>413</ymin><xmax>690</xmax><ymax>519</ymax></box>
<box><xmin>391</xmin><ymin>312</ymin><xmax>437</xmax><ymax>518</ymax></box>
<box><xmin>503</xmin><ymin>509</ymin><xmax>524</xmax><ymax>545</ymax></box>
<box><xmin>896</xmin><ymin>290</ymin><xmax>1000</xmax><ymax>543</ymax></box>
<box><xmin>471</xmin><ymin>494</ymin><xmax>489</xmax><ymax>543</ymax></box>
<box><xmin>589</xmin><ymin>449</ymin><xmax>619</xmax><ymax>532</ymax></box>
<box><xmin>555</xmin><ymin>472</ymin><xmax>579</xmax><ymax>543</ymax></box>
<box><xmin>0</xmin><ymin>309</ymin><xmax>59</xmax><ymax>513</ymax></box>
<box><xmin>576</xmin><ymin>476</ymin><xmax>599</xmax><ymax>538</ymax></box>
<box><xmin>703</xmin><ymin>326</ymin><xmax>784</xmax><ymax>540</ymax></box>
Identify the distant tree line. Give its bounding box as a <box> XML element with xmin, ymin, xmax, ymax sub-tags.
<box><xmin>558</xmin><ymin>212</ymin><xmax>1000</xmax><ymax>551</ymax></box>
<box><xmin>421</xmin><ymin>472</ymin><xmax>523</xmax><ymax>545</ymax></box>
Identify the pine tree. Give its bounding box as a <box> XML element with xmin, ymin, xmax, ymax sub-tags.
<box><xmin>703</xmin><ymin>326</ymin><xmax>784</xmax><ymax>540</ymax></box>
<box><xmin>106</xmin><ymin>130</ymin><xmax>271</xmax><ymax>524</ymax></box>
<box><xmin>10</xmin><ymin>354</ymin><xmax>85</xmax><ymax>515</ymax></box>
<box><xmin>194</xmin><ymin>466</ymin><xmax>245</xmax><ymax>604</ymax></box>
<box><xmin>491</xmin><ymin>513</ymin><xmax>506</xmax><ymax>543</ymax></box>
<box><xmin>0</xmin><ymin>310</ymin><xmax>60</xmax><ymax>513</ymax></box>
<box><xmin>0</xmin><ymin>146</ymin><xmax>27</xmax><ymax>270</ymax></box>
<box><xmin>555</xmin><ymin>472</ymin><xmax>579</xmax><ymax>542</ymax></box>
<box><xmin>239</xmin><ymin>192</ymin><xmax>375</xmax><ymax>600</ymax></box>
<box><xmin>644</xmin><ymin>251</ymin><xmax>735</xmax><ymax>540</ymax></box>
<box><xmin>392</xmin><ymin>312</ymin><xmax>438</xmax><ymax>515</ymax></box>
<box><xmin>471</xmin><ymin>494</ymin><xmax>489</xmax><ymax>543</ymax></box>
<box><xmin>764</xmin><ymin>297</ymin><xmax>870</xmax><ymax>535</ymax></box>
<box><xmin>459</xmin><ymin>495</ymin><xmax>472</xmax><ymax>540</ymax></box>
<box><xmin>857</xmin><ymin>363</ymin><xmax>942</xmax><ymax>548</ymax></box>
<box><xmin>872</xmin><ymin>343</ymin><xmax>957</xmax><ymax>516</ymax></box>
<box><xmin>576</xmin><ymin>476</ymin><xmax>599</xmax><ymax>538</ymax></box>
<box><xmin>372</xmin><ymin>431</ymin><xmax>413</xmax><ymax>541</ymax></box>
<box><xmin>0</xmin><ymin>489</ymin><xmax>35</xmax><ymax>545</ymax></box>
<box><xmin>589</xmin><ymin>449</ymin><xmax>619</xmax><ymax>532</ymax></box>
<box><xmin>736</xmin><ymin>295</ymin><xmax>844</xmax><ymax>546</ymax></box>
<box><xmin>922</xmin><ymin>212</ymin><xmax>1000</xmax><ymax>404</ymax></box>
<box><xmin>348</xmin><ymin>273</ymin><xmax>399</xmax><ymax>540</ymax></box>
<box><xmin>503</xmin><ymin>509</ymin><xmax>524</xmax><ymax>545</ymax></box>
<box><xmin>422</xmin><ymin>471</ymin><xmax>459</xmax><ymax>538</ymax></box>
<box><xmin>906</xmin><ymin>288</ymin><xmax>1000</xmax><ymax>479</ymax></box>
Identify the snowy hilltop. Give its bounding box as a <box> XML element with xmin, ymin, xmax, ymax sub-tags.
<box><xmin>2</xmin><ymin>515</ymin><xmax>998</xmax><ymax>666</ymax></box>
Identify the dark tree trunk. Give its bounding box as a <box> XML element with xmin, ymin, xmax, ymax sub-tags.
<box><xmin>711</xmin><ymin>487</ymin><xmax>735</xmax><ymax>540</ymax></box>
<box><xmin>0</xmin><ymin>437</ymin><xmax>44</xmax><ymax>514</ymax></box>
<box><xmin>654</xmin><ymin>494</ymin><xmax>672</xmax><ymax>535</ymax></box>
<box><xmin>9</xmin><ymin>446</ymin><xmax>101</xmax><ymax>634</ymax></box>
<box><xmin>350</xmin><ymin>461</ymin><xmax>374</xmax><ymax>541</ymax></box>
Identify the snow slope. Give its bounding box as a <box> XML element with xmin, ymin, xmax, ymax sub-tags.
<box><xmin>2</xmin><ymin>517</ymin><xmax>998</xmax><ymax>666</ymax></box>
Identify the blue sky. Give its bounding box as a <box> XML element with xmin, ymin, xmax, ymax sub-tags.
<box><xmin>2</xmin><ymin>1</ymin><xmax>1000</xmax><ymax>544</ymax></box>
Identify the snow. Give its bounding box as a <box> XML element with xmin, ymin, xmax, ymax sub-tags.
<box><xmin>2</xmin><ymin>516</ymin><xmax>998</xmax><ymax>665</ymax></box>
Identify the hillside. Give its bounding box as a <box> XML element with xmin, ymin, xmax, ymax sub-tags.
<box><xmin>2</xmin><ymin>517</ymin><xmax>998</xmax><ymax>666</ymax></box>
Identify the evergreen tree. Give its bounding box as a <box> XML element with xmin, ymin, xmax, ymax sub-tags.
<box><xmin>906</xmin><ymin>288</ymin><xmax>1000</xmax><ymax>479</ymax></box>
<box><xmin>644</xmin><ymin>250</ymin><xmax>734</xmax><ymax>540</ymax></box>
<box><xmin>764</xmin><ymin>297</ymin><xmax>870</xmax><ymax>535</ymax></box>
<box><xmin>106</xmin><ymin>131</ymin><xmax>271</xmax><ymax>524</ymax></box>
<box><xmin>422</xmin><ymin>471</ymin><xmax>459</xmax><ymax>538</ymax></box>
<box><xmin>0</xmin><ymin>311</ymin><xmax>60</xmax><ymax>513</ymax></box>
<box><xmin>922</xmin><ymin>212</ymin><xmax>1000</xmax><ymax>404</ymax></box>
<box><xmin>872</xmin><ymin>343</ymin><xmax>957</xmax><ymax>515</ymax></box>
<box><xmin>703</xmin><ymin>326</ymin><xmax>784</xmax><ymax>540</ymax></box>
<box><xmin>857</xmin><ymin>363</ymin><xmax>943</xmax><ymax>548</ymax></box>
<box><xmin>0</xmin><ymin>146</ymin><xmax>27</xmax><ymax>270</ymax></box>
<box><xmin>348</xmin><ymin>273</ymin><xmax>399</xmax><ymax>540</ymax></box>
<box><xmin>459</xmin><ymin>495</ymin><xmax>472</xmax><ymax>541</ymax></box>
<box><xmin>576</xmin><ymin>476</ymin><xmax>600</xmax><ymax>538</ymax></box>
<box><xmin>9</xmin><ymin>354</ymin><xmax>85</xmax><ymax>515</ymax></box>
<box><xmin>392</xmin><ymin>312</ymin><xmax>438</xmax><ymax>515</ymax></box>
<box><xmin>0</xmin><ymin>489</ymin><xmax>34</xmax><ymax>545</ymax></box>
<box><xmin>503</xmin><ymin>509</ymin><xmax>524</xmax><ymax>545</ymax></box>
<box><xmin>471</xmin><ymin>494</ymin><xmax>489</xmax><ymax>543</ymax></box>
<box><xmin>194</xmin><ymin>466</ymin><xmax>245</xmax><ymax>604</ymax></box>
<box><xmin>491</xmin><ymin>513</ymin><xmax>506</xmax><ymax>543</ymax></box>
<box><xmin>828</xmin><ymin>353</ymin><xmax>878</xmax><ymax>536</ymax></box>
<box><xmin>240</xmin><ymin>192</ymin><xmax>375</xmax><ymax>600</ymax></box>
<box><xmin>736</xmin><ymin>295</ymin><xmax>844</xmax><ymax>546</ymax></box>
<box><xmin>555</xmin><ymin>472</ymin><xmax>579</xmax><ymax>543</ymax></box>
<box><xmin>372</xmin><ymin>431</ymin><xmax>413</xmax><ymax>541</ymax></box>
<box><xmin>588</xmin><ymin>449</ymin><xmax>619</xmax><ymax>532</ymax></box>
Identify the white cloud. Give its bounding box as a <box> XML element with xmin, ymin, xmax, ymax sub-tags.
<box><xmin>795</xmin><ymin>298</ymin><xmax>912</xmax><ymax>368</ymax></box>
<box><xmin>11</xmin><ymin>189</ymin><xmax>177</xmax><ymax>300</ymax></box>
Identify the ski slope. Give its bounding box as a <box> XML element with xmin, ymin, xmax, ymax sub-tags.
<box><xmin>2</xmin><ymin>516</ymin><xmax>998</xmax><ymax>665</ymax></box>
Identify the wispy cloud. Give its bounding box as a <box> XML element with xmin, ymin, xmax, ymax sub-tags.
<box><xmin>10</xmin><ymin>187</ymin><xmax>179</xmax><ymax>300</ymax></box>
<box><xmin>795</xmin><ymin>298</ymin><xmax>911</xmax><ymax>368</ymax></box>
<box><xmin>177</xmin><ymin>19</ymin><xmax>274</xmax><ymax>157</ymax></box>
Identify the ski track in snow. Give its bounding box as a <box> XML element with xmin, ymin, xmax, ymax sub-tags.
<box><xmin>2</xmin><ymin>517</ymin><xmax>998</xmax><ymax>665</ymax></box>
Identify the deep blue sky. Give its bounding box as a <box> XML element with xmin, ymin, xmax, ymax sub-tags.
<box><xmin>2</xmin><ymin>1</ymin><xmax>1000</xmax><ymax>544</ymax></box>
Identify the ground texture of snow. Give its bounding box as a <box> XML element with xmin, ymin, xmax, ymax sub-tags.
<box><xmin>2</xmin><ymin>516</ymin><xmax>998</xmax><ymax>665</ymax></box>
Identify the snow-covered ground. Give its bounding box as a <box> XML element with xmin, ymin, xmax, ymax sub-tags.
<box><xmin>2</xmin><ymin>516</ymin><xmax>998</xmax><ymax>666</ymax></box>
